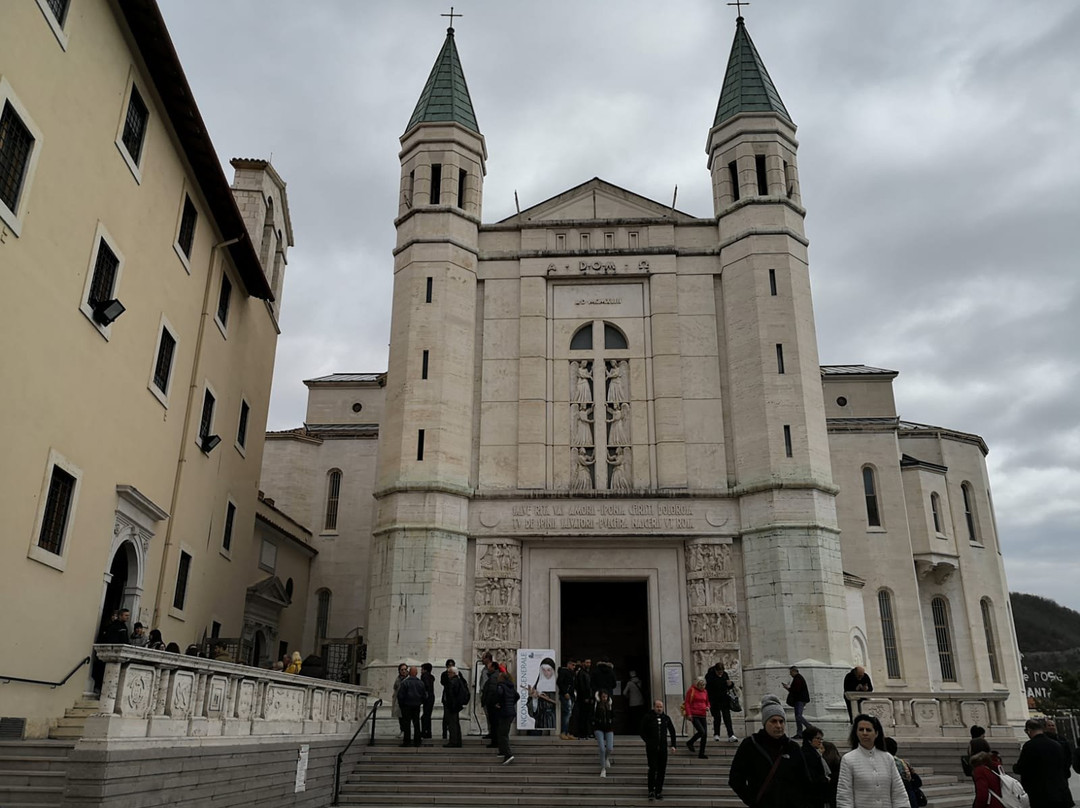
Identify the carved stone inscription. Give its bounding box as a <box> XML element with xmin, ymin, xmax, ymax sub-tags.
<box><xmin>685</xmin><ymin>538</ymin><xmax>740</xmax><ymax>683</ymax></box>
<box><xmin>474</xmin><ymin>539</ymin><xmax>522</xmax><ymax>664</ymax></box>
<box><xmin>510</xmin><ymin>501</ymin><xmax>697</xmax><ymax>532</ymax></box>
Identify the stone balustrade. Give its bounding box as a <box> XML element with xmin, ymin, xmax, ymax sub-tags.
<box><xmin>845</xmin><ymin>690</ymin><xmax>1013</xmax><ymax>737</ymax></box>
<box><xmin>88</xmin><ymin>644</ymin><xmax>371</xmax><ymax>742</ymax></box>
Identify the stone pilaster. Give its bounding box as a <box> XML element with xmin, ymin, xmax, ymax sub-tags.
<box><xmin>685</xmin><ymin>538</ymin><xmax>741</xmax><ymax>687</ymax></box>
<box><xmin>472</xmin><ymin>539</ymin><xmax>521</xmax><ymax>665</ymax></box>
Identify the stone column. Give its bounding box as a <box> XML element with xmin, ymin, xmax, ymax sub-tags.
<box><xmin>473</xmin><ymin>539</ymin><xmax>521</xmax><ymax>665</ymax></box>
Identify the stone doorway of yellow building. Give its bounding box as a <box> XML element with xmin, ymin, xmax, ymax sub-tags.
<box><xmin>90</xmin><ymin>538</ymin><xmax>143</xmax><ymax>692</ymax></box>
<box><xmin>560</xmin><ymin>579</ymin><xmax>650</xmax><ymax>734</ymax></box>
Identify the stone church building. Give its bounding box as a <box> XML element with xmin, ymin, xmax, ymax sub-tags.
<box><xmin>262</xmin><ymin>17</ymin><xmax>1025</xmax><ymax>734</ymax></box>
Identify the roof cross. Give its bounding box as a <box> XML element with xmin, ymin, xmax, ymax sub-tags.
<box><xmin>441</xmin><ymin>6</ymin><xmax>462</xmax><ymax>29</ymax></box>
<box><xmin>727</xmin><ymin>0</ymin><xmax>749</xmax><ymax>18</ymax></box>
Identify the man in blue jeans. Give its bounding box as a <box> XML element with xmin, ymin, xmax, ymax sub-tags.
<box><xmin>783</xmin><ymin>665</ymin><xmax>810</xmax><ymax>737</ymax></box>
<box><xmin>557</xmin><ymin>659</ymin><xmax>576</xmax><ymax>739</ymax></box>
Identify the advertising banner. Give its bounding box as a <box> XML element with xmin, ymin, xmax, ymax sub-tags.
<box><xmin>516</xmin><ymin>648</ymin><xmax>557</xmax><ymax>730</ymax></box>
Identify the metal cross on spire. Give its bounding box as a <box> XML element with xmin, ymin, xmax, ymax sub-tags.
<box><xmin>441</xmin><ymin>6</ymin><xmax>462</xmax><ymax>30</ymax></box>
<box><xmin>727</xmin><ymin>0</ymin><xmax>749</xmax><ymax>19</ymax></box>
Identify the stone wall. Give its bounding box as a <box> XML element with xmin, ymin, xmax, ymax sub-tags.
<box><xmin>64</xmin><ymin>735</ymin><xmax>364</xmax><ymax>807</ymax></box>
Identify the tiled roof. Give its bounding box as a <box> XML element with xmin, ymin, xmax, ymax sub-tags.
<box><xmin>305</xmin><ymin>423</ymin><xmax>379</xmax><ymax>436</ymax></box>
<box><xmin>713</xmin><ymin>17</ymin><xmax>792</xmax><ymax>127</ymax></box>
<box><xmin>406</xmin><ymin>27</ymin><xmax>480</xmax><ymax>134</ymax></box>
<box><xmin>820</xmin><ymin>365</ymin><xmax>899</xmax><ymax>377</ymax></box>
<box><xmin>899</xmin><ymin>421</ymin><xmax>988</xmax><ymax>454</ymax></box>
<box><xmin>304</xmin><ymin>373</ymin><xmax>385</xmax><ymax>384</ymax></box>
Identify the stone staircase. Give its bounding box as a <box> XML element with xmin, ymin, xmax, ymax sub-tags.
<box><xmin>47</xmin><ymin>697</ymin><xmax>99</xmax><ymax>741</ymax></box>
<box><xmin>0</xmin><ymin>739</ymin><xmax>73</xmax><ymax>808</ymax></box>
<box><xmin>338</xmin><ymin>735</ymin><xmax>977</xmax><ymax>807</ymax></box>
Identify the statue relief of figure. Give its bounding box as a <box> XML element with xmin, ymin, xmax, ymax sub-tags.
<box><xmin>688</xmin><ymin>578</ymin><xmax>706</xmax><ymax>608</ymax></box>
<box><xmin>606</xmin><ymin>402</ymin><xmax>630</xmax><ymax>446</ymax></box>
<box><xmin>608</xmin><ymin>448</ymin><xmax>631</xmax><ymax>491</ymax></box>
<box><xmin>686</xmin><ymin>544</ymin><xmax>703</xmax><ymax>573</ymax></box>
<box><xmin>605</xmin><ymin>360</ymin><xmax>628</xmax><ymax>404</ymax></box>
<box><xmin>572</xmin><ymin>403</ymin><xmax>594</xmax><ymax>447</ymax></box>
<box><xmin>689</xmin><ymin>614</ymin><xmax>708</xmax><ymax>646</ymax></box>
<box><xmin>571</xmin><ymin>361</ymin><xmax>593</xmax><ymax>404</ymax></box>
<box><xmin>571</xmin><ymin>448</ymin><xmax>595</xmax><ymax>491</ymax></box>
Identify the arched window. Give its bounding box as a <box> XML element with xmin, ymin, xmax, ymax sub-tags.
<box><xmin>570</xmin><ymin>323</ymin><xmax>592</xmax><ymax>351</ymax></box>
<box><xmin>862</xmin><ymin>466</ymin><xmax>881</xmax><ymax>527</ymax></box>
<box><xmin>962</xmin><ymin>483</ymin><xmax>979</xmax><ymax>542</ymax></box>
<box><xmin>931</xmin><ymin>596</ymin><xmax>957</xmax><ymax>682</ymax></box>
<box><xmin>315</xmin><ymin>589</ymin><xmax>331</xmax><ymax>641</ymax></box>
<box><xmin>603</xmin><ymin>322</ymin><xmax>627</xmax><ymax>350</ymax></box>
<box><xmin>877</xmin><ymin>589</ymin><xmax>902</xmax><ymax>679</ymax></box>
<box><xmin>324</xmin><ymin>469</ymin><xmax>342</xmax><ymax>531</ymax></box>
<box><xmin>930</xmin><ymin>492</ymin><xmax>943</xmax><ymax>534</ymax></box>
<box><xmin>981</xmin><ymin>598</ymin><xmax>1002</xmax><ymax>683</ymax></box>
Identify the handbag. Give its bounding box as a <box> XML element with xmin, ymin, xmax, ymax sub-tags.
<box><xmin>729</xmin><ymin>688</ymin><xmax>742</xmax><ymax>713</ymax></box>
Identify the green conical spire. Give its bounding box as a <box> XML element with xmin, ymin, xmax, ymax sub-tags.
<box><xmin>713</xmin><ymin>17</ymin><xmax>791</xmax><ymax>127</ymax></box>
<box><xmin>406</xmin><ymin>27</ymin><xmax>480</xmax><ymax>135</ymax></box>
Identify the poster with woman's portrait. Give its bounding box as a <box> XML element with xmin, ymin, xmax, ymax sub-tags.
<box><xmin>516</xmin><ymin>649</ymin><xmax>557</xmax><ymax>730</ymax></box>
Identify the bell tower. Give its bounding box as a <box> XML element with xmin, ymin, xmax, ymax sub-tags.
<box><xmin>708</xmin><ymin>16</ymin><xmax>850</xmax><ymax>713</ymax></box>
<box><xmin>367</xmin><ymin>24</ymin><xmax>486</xmax><ymax>695</ymax></box>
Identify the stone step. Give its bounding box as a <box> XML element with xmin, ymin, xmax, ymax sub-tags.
<box><xmin>44</xmin><ymin>726</ymin><xmax>83</xmax><ymax>740</ymax></box>
<box><xmin>0</xmin><ymin>757</ymin><xmax>70</xmax><ymax>772</ymax></box>
<box><xmin>0</xmin><ymin>785</ymin><xmax>66</xmax><ymax>805</ymax></box>
<box><xmin>0</xmin><ymin>741</ymin><xmax>75</xmax><ymax>758</ymax></box>
<box><xmin>0</xmin><ymin>770</ymin><xmax>66</xmax><ymax>785</ymax></box>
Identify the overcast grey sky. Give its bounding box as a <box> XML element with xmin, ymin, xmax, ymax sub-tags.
<box><xmin>159</xmin><ymin>1</ymin><xmax>1080</xmax><ymax>610</ymax></box>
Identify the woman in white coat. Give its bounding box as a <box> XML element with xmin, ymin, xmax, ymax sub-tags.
<box><xmin>836</xmin><ymin>714</ymin><xmax>907</xmax><ymax>808</ymax></box>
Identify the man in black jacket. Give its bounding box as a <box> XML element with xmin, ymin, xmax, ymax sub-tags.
<box><xmin>639</xmin><ymin>699</ymin><xmax>677</xmax><ymax>801</ymax></box>
<box><xmin>439</xmin><ymin>658</ymin><xmax>456</xmax><ymax>741</ymax></box>
<box><xmin>783</xmin><ymin>665</ymin><xmax>811</xmax><ymax>737</ymax></box>
<box><xmin>729</xmin><ymin>695</ymin><xmax>813</xmax><ymax>808</ymax></box>
<box><xmin>397</xmin><ymin>666</ymin><xmax>426</xmax><ymax>747</ymax></box>
<box><xmin>841</xmin><ymin>666</ymin><xmax>873</xmax><ymax>721</ymax></box>
<box><xmin>705</xmin><ymin>662</ymin><xmax>736</xmax><ymax>742</ymax></box>
<box><xmin>1015</xmin><ymin>717</ymin><xmax>1074</xmax><ymax>808</ymax></box>
<box><xmin>441</xmin><ymin>665</ymin><xmax>469</xmax><ymax>748</ymax></box>
<box><xmin>480</xmin><ymin>656</ymin><xmax>501</xmax><ymax>748</ymax></box>
<box><xmin>420</xmin><ymin>662</ymin><xmax>436</xmax><ymax>739</ymax></box>
<box><xmin>573</xmin><ymin>660</ymin><xmax>593</xmax><ymax>739</ymax></box>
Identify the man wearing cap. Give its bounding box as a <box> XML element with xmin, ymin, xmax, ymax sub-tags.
<box><xmin>729</xmin><ymin>695</ymin><xmax>813</xmax><ymax>808</ymax></box>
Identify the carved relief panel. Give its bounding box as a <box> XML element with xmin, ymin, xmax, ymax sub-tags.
<box><xmin>474</xmin><ymin>539</ymin><xmax>522</xmax><ymax>663</ymax></box>
<box><xmin>685</xmin><ymin>538</ymin><xmax>740</xmax><ymax>684</ymax></box>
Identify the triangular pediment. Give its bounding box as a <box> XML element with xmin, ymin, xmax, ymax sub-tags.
<box><xmin>497</xmin><ymin>178</ymin><xmax>699</xmax><ymax>225</ymax></box>
<box><xmin>246</xmin><ymin>575</ymin><xmax>290</xmax><ymax>608</ymax></box>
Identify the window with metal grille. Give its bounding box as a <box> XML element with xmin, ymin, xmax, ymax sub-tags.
<box><xmin>46</xmin><ymin>0</ymin><xmax>69</xmax><ymax>24</ymax></box>
<box><xmin>222</xmin><ymin>501</ymin><xmax>236</xmax><ymax>552</ymax></box>
<box><xmin>931</xmin><ymin>596</ymin><xmax>957</xmax><ymax>682</ymax></box>
<box><xmin>324</xmin><ymin>469</ymin><xmax>342</xmax><ymax>531</ymax></box>
<box><xmin>152</xmin><ymin>328</ymin><xmax>176</xmax><ymax>394</ymax></box>
<box><xmin>931</xmin><ymin>492</ymin><xmax>943</xmax><ymax>534</ymax></box>
<box><xmin>88</xmin><ymin>240</ymin><xmax>119</xmax><ymax>313</ymax></box>
<box><xmin>199</xmin><ymin>388</ymin><xmax>215</xmax><ymax>440</ymax></box>
<box><xmin>173</xmin><ymin>551</ymin><xmax>191</xmax><ymax>610</ymax></box>
<box><xmin>37</xmin><ymin>465</ymin><xmax>75</xmax><ymax>555</ymax></box>
<box><xmin>177</xmin><ymin>196</ymin><xmax>197</xmax><ymax>257</ymax></box>
<box><xmin>877</xmin><ymin>590</ymin><xmax>902</xmax><ymax>679</ymax></box>
<box><xmin>962</xmin><ymin>483</ymin><xmax>978</xmax><ymax>542</ymax></box>
<box><xmin>863</xmin><ymin>466</ymin><xmax>881</xmax><ymax>527</ymax></box>
<box><xmin>981</xmin><ymin>598</ymin><xmax>1002</xmax><ymax>683</ymax></box>
<box><xmin>216</xmin><ymin>273</ymin><xmax>232</xmax><ymax>328</ymax></box>
<box><xmin>0</xmin><ymin>101</ymin><xmax>34</xmax><ymax>212</ymax></box>
<box><xmin>121</xmin><ymin>86</ymin><xmax>148</xmax><ymax>165</ymax></box>
<box><xmin>316</xmin><ymin>589</ymin><xmax>331</xmax><ymax>640</ymax></box>
<box><xmin>236</xmin><ymin>400</ymin><xmax>249</xmax><ymax>448</ymax></box>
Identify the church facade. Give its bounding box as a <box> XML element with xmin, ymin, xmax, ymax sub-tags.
<box><xmin>263</xmin><ymin>18</ymin><xmax>1025</xmax><ymax>733</ymax></box>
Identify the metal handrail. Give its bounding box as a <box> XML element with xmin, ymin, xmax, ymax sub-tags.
<box><xmin>0</xmin><ymin>656</ymin><xmax>91</xmax><ymax>688</ymax></box>
<box><xmin>332</xmin><ymin>698</ymin><xmax>381</xmax><ymax>806</ymax></box>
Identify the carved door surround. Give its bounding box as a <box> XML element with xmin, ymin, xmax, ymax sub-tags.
<box><xmin>685</xmin><ymin>537</ymin><xmax>741</xmax><ymax>685</ymax></box>
<box><xmin>473</xmin><ymin>539</ymin><xmax>522</xmax><ymax>665</ymax></box>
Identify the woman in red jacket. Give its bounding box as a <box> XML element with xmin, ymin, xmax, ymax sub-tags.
<box><xmin>971</xmin><ymin>751</ymin><xmax>1002</xmax><ymax>806</ymax></box>
<box><xmin>684</xmin><ymin>677</ymin><xmax>711</xmax><ymax>759</ymax></box>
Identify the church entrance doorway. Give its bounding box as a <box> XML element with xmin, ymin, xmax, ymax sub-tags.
<box><xmin>560</xmin><ymin>579</ymin><xmax>649</xmax><ymax>734</ymax></box>
<box><xmin>99</xmin><ymin>549</ymin><xmax>129</xmax><ymax>638</ymax></box>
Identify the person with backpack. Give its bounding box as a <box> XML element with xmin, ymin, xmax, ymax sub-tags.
<box><xmin>729</xmin><ymin>695</ymin><xmax>814</xmax><ymax>808</ymax></box>
<box><xmin>441</xmin><ymin>665</ymin><xmax>469</xmax><ymax>748</ymax></box>
<box><xmin>971</xmin><ymin>751</ymin><xmax>1004</xmax><ymax>806</ymax></box>
<box><xmin>494</xmin><ymin>670</ymin><xmax>520</xmax><ymax>764</ymax></box>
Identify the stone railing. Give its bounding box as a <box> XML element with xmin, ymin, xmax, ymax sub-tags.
<box><xmin>87</xmin><ymin>644</ymin><xmax>371</xmax><ymax>742</ymax></box>
<box><xmin>845</xmin><ymin>690</ymin><xmax>1012</xmax><ymax>737</ymax></box>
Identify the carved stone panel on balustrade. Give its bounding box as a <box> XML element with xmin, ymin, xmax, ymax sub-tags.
<box><xmin>861</xmin><ymin>698</ymin><xmax>895</xmax><ymax>728</ymax></box>
<box><xmin>474</xmin><ymin>539</ymin><xmax>522</xmax><ymax>660</ymax></box>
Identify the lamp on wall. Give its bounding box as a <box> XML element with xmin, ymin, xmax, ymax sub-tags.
<box><xmin>92</xmin><ymin>298</ymin><xmax>126</xmax><ymax>326</ymax></box>
<box><xmin>200</xmin><ymin>434</ymin><xmax>222</xmax><ymax>453</ymax></box>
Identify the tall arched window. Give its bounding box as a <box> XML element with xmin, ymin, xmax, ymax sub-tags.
<box><xmin>981</xmin><ymin>598</ymin><xmax>1002</xmax><ymax>683</ymax></box>
<box><xmin>962</xmin><ymin>483</ymin><xmax>979</xmax><ymax>542</ymax></box>
<box><xmin>930</xmin><ymin>492</ymin><xmax>943</xmax><ymax>534</ymax></box>
<box><xmin>876</xmin><ymin>589</ymin><xmax>901</xmax><ymax>679</ymax></box>
<box><xmin>931</xmin><ymin>596</ymin><xmax>957</xmax><ymax>682</ymax></box>
<box><xmin>315</xmin><ymin>589</ymin><xmax>331</xmax><ymax>641</ymax></box>
<box><xmin>862</xmin><ymin>466</ymin><xmax>881</xmax><ymax>527</ymax></box>
<box><xmin>324</xmin><ymin>469</ymin><xmax>342</xmax><ymax>531</ymax></box>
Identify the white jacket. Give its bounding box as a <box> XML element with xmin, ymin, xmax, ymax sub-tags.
<box><xmin>836</xmin><ymin>746</ymin><xmax>908</xmax><ymax>808</ymax></box>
